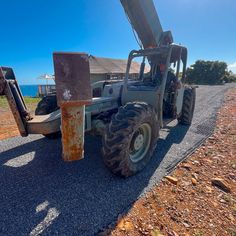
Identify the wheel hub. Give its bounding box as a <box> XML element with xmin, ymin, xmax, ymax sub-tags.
<box><xmin>129</xmin><ymin>123</ymin><xmax>151</xmax><ymax>163</ymax></box>
<box><xmin>133</xmin><ymin>134</ymin><xmax>144</xmax><ymax>151</ymax></box>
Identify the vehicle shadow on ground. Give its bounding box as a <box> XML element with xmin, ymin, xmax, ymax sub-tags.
<box><xmin>0</xmin><ymin>124</ymin><xmax>189</xmax><ymax>236</ymax></box>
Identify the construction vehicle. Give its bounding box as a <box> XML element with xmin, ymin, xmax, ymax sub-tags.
<box><xmin>0</xmin><ymin>0</ymin><xmax>196</xmax><ymax>177</ymax></box>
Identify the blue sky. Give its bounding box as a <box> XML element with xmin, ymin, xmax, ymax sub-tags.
<box><xmin>1</xmin><ymin>0</ymin><xmax>236</xmax><ymax>84</ymax></box>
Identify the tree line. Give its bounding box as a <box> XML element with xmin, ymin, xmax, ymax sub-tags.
<box><xmin>185</xmin><ymin>60</ymin><xmax>236</xmax><ymax>85</ymax></box>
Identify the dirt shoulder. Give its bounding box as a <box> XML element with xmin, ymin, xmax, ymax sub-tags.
<box><xmin>0</xmin><ymin>97</ymin><xmax>40</xmax><ymax>140</ymax></box>
<box><xmin>101</xmin><ymin>89</ymin><xmax>236</xmax><ymax>236</ymax></box>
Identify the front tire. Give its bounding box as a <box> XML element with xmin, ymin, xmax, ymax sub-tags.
<box><xmin>102</xmin><ymin>102</ymin><xmax>159</xmax><ymax>177</ymax></box>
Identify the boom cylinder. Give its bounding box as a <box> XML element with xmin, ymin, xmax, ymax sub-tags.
<box><xmin>53</xmin><ymin>52</ymin><xmax>92</xmax><ymax>161</ymax></box>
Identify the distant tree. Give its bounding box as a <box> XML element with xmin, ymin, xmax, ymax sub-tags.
<box><xmin>221</xmin><ymin>70</ymin><xmax>236</xmax><ymax>83</ymax></box>
<box><xmin>186</xmin><ymin>60</ymin><xmax>236</xmax><ymax>85</ymax></box>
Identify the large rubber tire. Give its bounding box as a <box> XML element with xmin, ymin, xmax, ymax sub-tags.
<box><xmin>35</xmin><ymin>95</ymin><xmax>59</xmax><ymax>115</ymax></box>
<box><xmin>102</xmin><ymin>102</ymin><xmax>159</xmax><ymax>177</ymax></box>
<box><xmin>178</xmin><ymin>87</ymin><xmax>196</xmax><ymax>125</ymax></box>
<box><xmin>35</xmin><ymin>95</ymin><xmax>61</xmax><ymax>139</ymax></box>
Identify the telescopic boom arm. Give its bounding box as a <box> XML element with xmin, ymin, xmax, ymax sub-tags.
<box><xmin>120</xmin><ymin>0</ymin><xmax>173</xmax><ymax>49</ymax></box>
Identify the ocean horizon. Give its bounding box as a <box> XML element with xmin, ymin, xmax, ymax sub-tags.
<box><xmin>19</xmin><ymin>85</ymin><xmax>39</xmax><ymax>97</ymax></box>
<box><xmin>19</xmin><ymin>84</ymin><xmax>55</xmax><ymax>97</ymax></box>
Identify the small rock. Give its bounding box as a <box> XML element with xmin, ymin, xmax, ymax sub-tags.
<box><xmin>228</xmin><ymin>173</ymin><xmax>236</xmax><ymax>180</ymax></box>
<box><xmin>165</xmin><ymin>176</ymin><xmax>178</xmax><ymax>185</ymax></box>
<box><xmin>220</xmin><ymin>199</ymin><xmax>226</xmax><ymax>203</ymax></box>
<box><xmin>205</xmin><ymin>186</ymin><xmax>213</xmax><ymax>193</ymax></box>
<box><xmin>182</xmin><ymin>181</ymin><xmax>191</xmax><ymax>187</ymax></box>
<box><xmin>170</xmin><ymin>215</ymin><xmax>178</xmax><ymax>222</ymax></box>
<box><xmin>182</xmin><ymin>222</ymin><xmax>190</xmax><ymax>228</ymax></box>
<box><xmin>211</xmin><ymin>178</ymin><xmax>231</xmax><ymax>193</ymax></box>
<box><xmin>148</xmin><ymin>224</ymin><xmax>154</xmax><ymax>230</ymax></box>
<box><xmin>212</xmin><ymin>156</ymin><xmax>220</xmax><ymax>161</ymax></box>
<box><xmin>191</xmin><ymin>178</ymin><xmax>197</xmax><ymax>185</ymax></box>
<box><xmin>192</xmin><ymin>173</ymin><xmax>198</xmax><ymax>180</ymax></box>
<box><xmin>204</xmin><ymin>159</ymin><xmax>213</xmax><ymax>164</ymax></box>
<box><xmin>192</xmin><ymin>160</ymin><xmax>200</xmax><ymax>165</ymax></box>
<box><xmin>216</xmin><ymin>154</ymin><xmax>225</xmax><ymax>158</ymax></box>
<box><xmin>167</xmin><ymin>230</ymin><xmax>179</xmax><ymax>236</ymax></box>
<box><xmin>117</xmin><ymin>219</ymin><xmax>134</xmax><ymax>231</ymax></box>
<box><xmin>151</xmin><ymin>229</ymin><xmax>164</xmax><ymax>236</ymax></box>
<box><xmin>208</xmin><ymin>137</ymin><xmax>216</xmax><ymax>141</ymax></box>
<box><xmin>182</xmin><ymin>163</ymin><xmax>191</xmax><ymax>170</ymax></box>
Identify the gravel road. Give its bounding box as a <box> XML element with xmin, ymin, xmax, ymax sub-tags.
<box><xmin>0</xmin><ymin>84</ymin><xmax>235</xmax><ymax>236</ymax></box>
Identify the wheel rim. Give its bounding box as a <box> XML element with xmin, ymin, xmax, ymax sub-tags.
<box><xmin>129</xmin><ymin>123</ymin><xmax>152</xmax><ymax>163</ymax></box>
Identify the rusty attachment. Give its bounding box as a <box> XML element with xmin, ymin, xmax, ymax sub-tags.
<box><xmin>0</xmin><ymin>67</ymin><xmax>29</xmax><ymax>136</ymax></box>
<box><xmin>53</xmin><ymin>52</ymin><xmax>92</xmax><ymax>161</ymax></box>
<box><xmin>0</xmin><ymin>68</ymin><xmax>6</xmax><ymax>95</ymax></box>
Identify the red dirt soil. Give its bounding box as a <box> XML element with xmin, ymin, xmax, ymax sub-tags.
<box><xmin>0</xmin><ymin>101</ymin><xmax>37</xmax><ymax>140</ymax></box>
<box><xmin>0</xmin><ymin>108</ymin><xmax>20</xmax><ymax>140</ymax></box>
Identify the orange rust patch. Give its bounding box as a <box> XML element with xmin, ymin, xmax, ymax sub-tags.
<box><xmin>60</xmin><ymin>100</ymin><xmax>91</xmax><ymax>107</ymax></box>
<box><xmin>61</xmin><ymin>105</ymin><xmax>85</xmax><ymax>161</ymax></box>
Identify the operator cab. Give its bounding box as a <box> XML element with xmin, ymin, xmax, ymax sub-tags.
<box><xmin>122</xmin><ymin>44</ymin><xmax>188</xmax><ymax>126</ymax></box>
<box><xmin>125</xmin><ymin>48</ymin><xmax>167</xmax><ymax>91</ymax></box>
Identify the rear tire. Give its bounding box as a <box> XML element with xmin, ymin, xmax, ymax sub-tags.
<box><xmin>178</xmin><ymin>87</ymin><xmax>196</xmax><ymax>125</ymax></box>
<box><xmin>35</xmin><ymin>95</ymin><xmax>59</xmax><ymax>115</ymax></box>
<box><xmin>43</xmin><ymin>132</ymin><xmax>61</xmax><ymax>139</ymax></box>
<box><xmin>35</xmin><ymin>95</ymin><xmax>61</xmax><ymax>139</ymax></box>
<box><xmin>102</xmin><ymin>102</ymin><xmax>159</xmax><ymax>177</ymax></box>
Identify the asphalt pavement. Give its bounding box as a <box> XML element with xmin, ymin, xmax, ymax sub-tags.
<box><xmin>0</xmin><ymin>84</ymin><xmax>235</xmax><ymax>236</ymax></box>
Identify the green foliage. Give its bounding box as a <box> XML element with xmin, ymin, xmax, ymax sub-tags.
<box><xmin>24</xmin><ymin>97</ymin><xmax>41</xmax><ymax>104</ymax></box>
<box><xmin>221</xmin><ymin>70</ymin><xmax>236</xmax><ymax>83</ymax></box>
<box><xmin>186</xmin><ymin>60</ymin><xmax>236</xmax><ymax>85</ymax></box>
<box><xmin>0</xmin><ymin>97</ymin><xmax>8</xmax><ymax>107</ymax></box>
<box><xmin>0</xmin><ymin>96</ymin><xmax>40</xmax><ymax>109</ymax></box>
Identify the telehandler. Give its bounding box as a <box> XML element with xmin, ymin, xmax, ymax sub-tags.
<box><xmin>0</xmin><ymin>0</ymin><xmax>196</xmax><ymax>177</ymax></box>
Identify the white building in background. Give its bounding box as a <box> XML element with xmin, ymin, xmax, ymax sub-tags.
<box><xmin>37</xmin><ymin>55</ymin><xmax>145</xmax><ymax>97</ymax></box>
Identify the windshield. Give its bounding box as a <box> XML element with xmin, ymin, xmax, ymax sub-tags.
<box><xmin>126</xmin><ymin>53</ymin><xmax>168</xmax><ymax>90</ymax></box>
